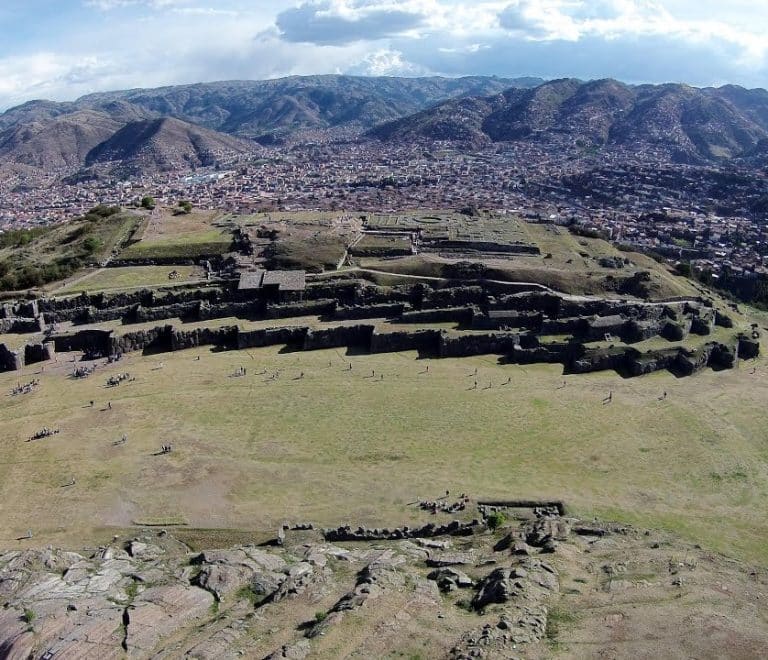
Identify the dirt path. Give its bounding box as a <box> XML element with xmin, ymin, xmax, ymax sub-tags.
<box><xmin>47</xmin><ymin>268</ymin><xmax>105</xmax><ymax>295</ymax></box>
<box><xmin>336</xmin><ymin>233</ymin><xmax>365</xmax><ymax>270</ymax></box>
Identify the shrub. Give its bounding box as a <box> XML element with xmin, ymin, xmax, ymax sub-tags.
<box><xmin>486</xmin><ymin>511</ymin><xmax>507</xmax><ymax>530</ymax></box>
<box><xmin>89</xmin><ymin>204</ymin><xmax>120</xmax><ymax>218</ymax></box>
<box><xmin>314</xmin><ymin>611</ymin><xmax>328</xmax><ymax>623</ymax></box>
<box><xmin>22</xmin><ymin>608</ymin><xmax>35</xmax><ymax>624</ymax></box>
<box><xmin>83</xmin><ymin>236</ymin><xmax>102</xmax><ymax>254</ymax></box>
<box><xmin>675</xmin><ymin>262</ymin><xmax>692</xmax><ymax>277</ymax></box>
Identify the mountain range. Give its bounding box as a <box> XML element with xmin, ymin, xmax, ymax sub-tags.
<box><xmin>0</xmin><ymin>75</ymin><xmax>533</xmax><ymax>174</ymax></box>
<box><xmin>2</xmin><ymin>75</ymin><xmax>768</xmax><ymax>175</ymax></box>
<box><xmin>368</xmin><ymin>78</ymin><xmax>768</xmax><ymax>163</ymax></box>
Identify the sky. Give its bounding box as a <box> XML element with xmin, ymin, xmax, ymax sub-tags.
<box><xmin>0</xmin><ymin>0</ymin><xmax>766</xmax><ymax>110</ymax></box>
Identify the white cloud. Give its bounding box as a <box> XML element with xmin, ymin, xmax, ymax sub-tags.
<box><xmin>1</xmin><ymin>0</ymin><xmax>766</xmax><ymax>111</ymax></box>
<box><xmin>276</xmin><ymin>1</ymin><xmax>430</xmax><ymax>44</ymax></box>
<box><xmin>84</xmin><ymin>0</ymin><xmax>190</xmax><ymax>9</ymax></box>
<box><xmin>347</xmin><ymin>48</ymin><xmax>429</xmax><ymax>76</ymax></box>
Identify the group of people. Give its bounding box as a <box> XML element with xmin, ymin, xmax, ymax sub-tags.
<box><xmin>106</xmin><ymin>372</ymin><xmax>133</xmax><ymax>387</ymax></box>
<box><xmin>28</xmin><ymin>427</ymin><xmax>59</xmax><ymax>441</ymax></box>
<box><xmin>11</xmin><ymin>379</ymin><xmax>39</xmax><ymax>396</ymax></box>
<box><xmin>159</xmin><ymin>444</ymin><xmax>173</xmax><ymax>454</ymax></box>
<box><xmin>72</xmin><ymin>364</ymin><xmax>96</xmax><ymax>379</ymax></box>
<box><xmin>232</xmin><ymin>366</ymin><xmax>248</xmax><ymax>377</ymax></box>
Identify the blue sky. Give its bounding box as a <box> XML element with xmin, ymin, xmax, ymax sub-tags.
<box><xmin>0</xmin><ymin>1</ymin><xmax>766</xmax><ymax>110</ymax></box>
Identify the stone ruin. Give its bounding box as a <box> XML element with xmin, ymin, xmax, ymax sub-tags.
<box><xmin>0</xmin><ymin>277</ymin><xmax>759</xmax><ymax>379</ymax></box>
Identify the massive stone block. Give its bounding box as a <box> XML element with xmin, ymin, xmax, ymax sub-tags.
<box><xmin>237</xmin><ymin>326</ymin><xmax>307</xmax><ymax>350</ymax></box>
<box><xmin>369</xmin><ymin>329</ymin><xmax>442</xmax><ymax>354</ymax></box>
<box><xmin>399</xmin><ymin>306</ymin><xmax>475</xmax><ymax>325</ymax></box>
<box><xmin>0</xmin><ymin>343</ymin><xmax>24</xmax><ymax>372</ymax></box>
<box><xmin>439</xmin><ymin>332</ymin><xmax>518</xmax><ymax>358</ymax></box>
<box><xmin>303</xmin><ymin>325</ymin><xmax>374</xmax><ymax>351</ymax></box>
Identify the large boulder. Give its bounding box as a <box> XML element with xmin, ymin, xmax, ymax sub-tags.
<box><xmin>472</xmin><ymin>560</ymin><xmax>559</xmax><ymax>611</ymax></box>
<box><xmin>192</xmin><ymin>548</ymin><xmax>287</xmax><ymax>601</ymax></box>
<box><xmin>427</xmin><ymin>567</ymin><xmax>474</xmax><ymax>592</ymax></box>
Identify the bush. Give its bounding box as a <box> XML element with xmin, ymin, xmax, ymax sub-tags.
<box><xmin>22</xmin><ymin>608</ymin><xmax>35</xmax><ymax>624</ymax></box>
<box><xmin>675</xmin><ymin>262</ymin><xmax>692</xmax><ymax>277</ymax></box>
<box><xmin>178</xmin><ymin>200</ymin><xmax>193</xmax><ymax>214</ymax></box>
<box><xmin>314</xmin><ymin>611</ymin><xmax>328</xmax><ymax>623</ymax></box>
<box><xmin>83</xmin><ymin>236</ymin><xmax>102</xmax><ymax>254</ymax></box>
<box><xmin>0</xmin><ymin>227</ymin><xmax>48</xmax><ymax>248</ymax></box>
<box><xmin>0</xmin><ymin>273</ymin><xmax>18</xmax><ymax>291</ymax></box>
<box><xmin>486</xmin><ymin>511</ymin><xmax>507</xmax><ymax>530</ymax></box>
<box><xmin>141</xmin><ymin>195</ymin><xmax>156</xmax><ymax>210</ymax></box>
<box><xmin>89</xmin><ymin>204</ymin><xmax>120</xmax><ymax>218</ymax></box>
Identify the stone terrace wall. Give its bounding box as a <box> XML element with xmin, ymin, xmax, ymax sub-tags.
<box><xmin>53</xmin><ymin>329</ymin><xmax>112</xmax><ymax>354</ymax></box>
<box><xmin>324</xmin><ymin>519</ymin><xmax>481</xmax><ymax>542</ymax></box>
<box><xmin>303</xmin><ymin>281</ymin><xmax>360</xmax><ymax>305</ymax></box>
<box><xmin>333</xmin><ymin>303</ymin><xmax>406</xmax><ymax>321</ymax></box>
<box><xmin>0</xmin><ymin>317</ymin><xmax>44</xmax><ymax>333</ymax></box>
<box><xmin>171</xmin><ymin>326</ymin><xmax>238</xmax><ymax>351</ymax></box>
<box><xmin>738</xmin><ymin>334</ymin><xmax>760</xmax><ymax>359</ymax></box>
<box><xmin>0</xmin><ymin>343</ymin><xmax>24</xmax><ymax>371</ymax></box>
<box><xmin>626</xmin><ymin>348</ymin><xmax>680</xmax><ymax>376</ymax></box>
<box><xmin>303</xmin><ymin>325</ymin><xmax>374</xmax><ymax>351</ymax></box>
<box><xmin>110</xmin><ymin>326</ymin><xmax>172</xmax><ymax>354</ymax></box>
<box><xmin>86</xmin><ymin>306</ymin><xmax>134</xmax><ymax>325</ymax></box>
<box><xmin>472</xmin><ymin>311</ymin><xmax>542</xmax><ymax>331</ymax></box>
<box><xmin>511</xmin><ymin>342</ymin><xmax>573</xmax><ymax>365</ymax></box>
<box><xmin>237</xmin><ymin>326</ymin><xmax>307</xmax><ymax>349</ymax></box>
<box><xmin>13</xmin><ymin>281</ymin><xmax>751</xmax><ymax>379</ymax></box>
<box><xmin>440</xmin><ymin>331</ymin><xmax>519</xmax><ymax>358</ymax></box>
<box><xmin>266</xmin><ymin>300</ymin><xmax>337</xmax><ymax>319</ymax></box>
<box><xmin>135</xmin><ymin>302</ymin><xmax>199</xmax><ymax>324</ymax></box>
<box><xmin>424</xmin><ymin>286</ymin><xmax>485</xmax><ymax>308</ymax></box>
<box><xmin>370</xmin><ymin>329</ymin><xmax>442</xmax><ymax>354</ymax></box>
<box><xmin>540</xmin><ymin>317</ymin><xmax>586</xmax><ymax>336</ymax></box>
<box><xmin>199</xmin><ymin>301</ymin><xmax>261</xmax><ymax>322</ymax></box>
<box><xmin>399</xmin><ymin>306</ymin><xmax>475</xmax><ymax>325</ymax></box>
<box><xmin>24</xmin><ymin>342</ymin><xmax>55</xmax><ymax>365</ymax></box>
<box><xmin>568</xmin><ymin>347</ymin><xmax>629</xmax><ymax>374</ymax></box>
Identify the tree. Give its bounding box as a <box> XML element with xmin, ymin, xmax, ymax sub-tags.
<box><xmin>141</xmin><ymin>195</ymin><xmax>156</xmax><ymax>210</ymax></box>
<box><xmin>675</xmin><ymin>262</ymin><xmax>692</xmax><ymax>278</ymax></box>
<box><xmin>178</xmin><ymin>200</ymin><xmax>193</xmax><ymax>214</ymax></box>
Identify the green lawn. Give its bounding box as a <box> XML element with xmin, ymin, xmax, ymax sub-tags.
<box><xmin>54</xmin><ymin>266</ymin><xmax>203</xmax><ymax>294</ymax></box>
<box><xmin>1</xmin><ymin>341</ymin><xmax>767</xmax><ymax>564</ymax></box>
<box><xmin>119</xmin><ymin>233</ymin><xmax>233</xmax><ymax>260</ymax></box>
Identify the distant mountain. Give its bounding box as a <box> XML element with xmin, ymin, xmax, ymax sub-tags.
<box><xmin>0</xmin><ymin>75</ymin><xmax>541</xmax><ymax>174</ymax></box>
<box><xmin>368</xmin><ymin>78</ymin><xmax>768</xmax><ymax>162</ymax></box>
<box><xmin>72</xmin><ymin>75</ymin><xmax>541</xmax><ymax>141</ymax></box>
<box><xmin>84</xmin><ymin>117</ymin><xmax>255</xmax><ymax>173</ymax></box>
<box><xmin>0</xmin><ymin>74</ymin><xmax>539</xmax><ymax>139</ymax></box>
<box><xmin>0</xmin><ymin>110</ymin><xmax>123</xmax><ymax>168</ymax></box>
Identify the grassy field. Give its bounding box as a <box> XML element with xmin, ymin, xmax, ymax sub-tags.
<box><xmin>119</xmin><ymin>209</ymin><xmax>235</xmax><ymax>260</ymax></box>
<box><xmin>1</xmin><ymin>338</ymin><xmax>767</xmax><ymax>565</ymax></box>
<box><xmin>53</xmin><ymin>266</ymin><xmax>204</xmax><ymax>294</ymax></box>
